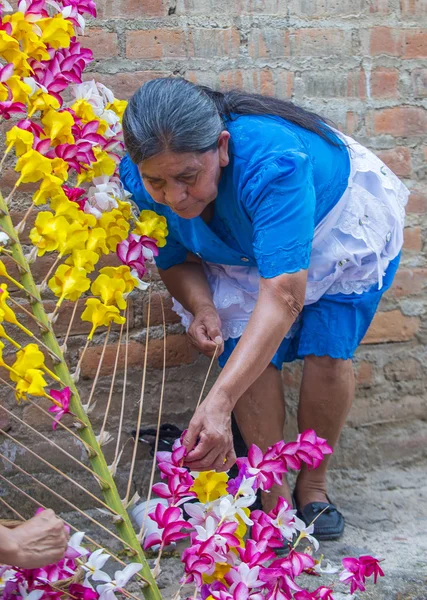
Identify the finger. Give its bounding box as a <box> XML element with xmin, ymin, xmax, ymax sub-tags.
<box><xmin>188</xmin><ymin>329</ymin><xmax>218</xmax><ymax>356</ymax></box>
<box><xmin>185</xmin><ymin>448</ymin><xmax>221</xmax><ymax>472</ymax></box>
<box><xmin>182</xmin><ymin>418</ymin><xmax>202</xmax><ymax>453</ymax></box>
<box><xmin>185</xmin><ymin>434</ymin><xmax>216</xmax><ymax>464</ymax></box>
<box><xmin>214</xmin><ymin>449</ymin><xmax>237</xmax><ymax>473</ymax></box>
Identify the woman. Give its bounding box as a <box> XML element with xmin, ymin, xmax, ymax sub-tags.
<box><xmin>121</xmin><ymin>78</ymin><xmax>408</xmax><ymax>540</ymax></box>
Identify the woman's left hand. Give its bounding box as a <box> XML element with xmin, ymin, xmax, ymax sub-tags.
<box><xmin>182</xmin><ymin>391</ymin><xmax>236</xmax><ymax>472</ymax></box>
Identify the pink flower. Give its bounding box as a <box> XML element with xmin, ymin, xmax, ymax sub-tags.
<box><xmin>16</xmin><ymin>119</ymin><xmax>44</xmax><ymax>137</ymax></box>
<box><xmin>69</xmin><ymin>584</ymin><xmax>99</xmax><ymax>599</ymax></box>
<box><xmin>340</xmin><ymin>555</ymin><xmax>384</xmax><ymax>594</ymax></box>
<box><xmin>0</xmin><ymin>101</ymin><xmax>26</xmax><ymax>120</ymax></box>
<box><xmin>182</xmin><ymin>543</ymin><xmax>217</xmax><ymax>586</ymax></box>
<box><xmin>63</xmin><ymin>185</ymin><xmax>87</xmax><ymax>210</ymax></box>
<box><xmin>144</xmin><ymin>504</ymin><xmax>191</xmax><ymax>550</ymax></box>
<box><xmin>236</xmin><ymin>444</ymin><xmax>285</xmax><ymax>492</ymax></box>
<box><xmin>237</xmin><ymin>539</ymin><xmax>276</xmax><ymax>567</ymax></box>
<box><xmin>152</xmin><ymin>470</ymin><xmax>196</xmax><ymax>506</ymax></box>
<box><xmin>313</xmin><ymin>587</ymin><xmax>335</xmax><ymax>600</ymax></box>
<box><xmin>0</xmin><ymin>62</ymin><xmax>14</xmax><ymax>82</ymax></box>
<box><xmin>48</xmin><ymin>387</ymin><xmax>71</xmax><ymax>430</ymax></box>
<box><xmin>117</xmin><ymin>234</ymin><xmax>158</xmax><ymax>278</ymax></box>
<box><xmin>250</xmin><ymin>510</ymin><xmax>283</xmax><ymax>550</ymax></box>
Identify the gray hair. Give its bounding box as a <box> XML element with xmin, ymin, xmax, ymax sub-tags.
<box><xmin>122</xmin><ymin>78</ymin><xmax>225</xmax><ymax>164</ymax></box>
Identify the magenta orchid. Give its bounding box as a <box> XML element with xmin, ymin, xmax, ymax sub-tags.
<box><xmin>339</xmin><ymin>555</ymin><xmax>384</xmax><ymax>594</ymax></box>
<box><xmin>116</xmin><ymin>234</ymin><xmax>159</xmax><ymax>279</ymax></box>
<box><xmin>144</xmin><ymin>504</ymin><xmax>192</xmax><ymax>550</ymax></box>
<box><xmin>48</xmin><ymin>386</ymin><xmax>71</xmax><ymax>429</ymax></box>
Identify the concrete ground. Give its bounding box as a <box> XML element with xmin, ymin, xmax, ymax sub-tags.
<box><xmin>63</xmin><ymin>462</ymin><xmax>427</xmax><ymax>600</ymax></box>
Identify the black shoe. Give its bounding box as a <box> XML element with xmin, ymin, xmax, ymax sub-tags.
<box><xmin>294</xmin><ymin>494</ymin><xmax>345</xmax><ymax>541</ymax></box>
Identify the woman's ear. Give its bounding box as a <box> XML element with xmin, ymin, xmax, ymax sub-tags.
<box><xmin>218</xmin><ymin>131</ymin><xmax>230</xmax><ymax>168</ymax></box>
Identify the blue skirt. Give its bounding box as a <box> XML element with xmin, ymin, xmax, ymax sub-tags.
<box><xmin>219</xmin><ymin>253</ymin><xmax>401</xmax><ymax>369</ymax></box>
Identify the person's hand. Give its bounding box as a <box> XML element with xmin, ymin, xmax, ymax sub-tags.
<box><xmin>183</xmin><ymin>390</ymin><xmax>236</xmax><ymax>472</ymax></box>
<box><xmin>187</xmin><ymin>306</ymin><xmax>224</xmax><ymax>358</ymax></box>
<box><xmin>6</xmin><ymin>509</ymin><xmax>69</xmax><ymax>568</ymax></box>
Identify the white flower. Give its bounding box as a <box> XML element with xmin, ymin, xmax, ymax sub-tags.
<box><xmin>81</xmin><ymin>548</ymin><xmax>110</xmax><ymax>585</ymax></box>
<box><xmin>71</xmin><ymin>81</ymin><xmax>105</xmax><ymax>115</ymax></box>
<box><xmin>215</xmin><ymin>494</ymin><xmax>254</xmax><ymax>526</ymax></box>
<box><xmin>227</xmin><ymin>563</ymin><xmax>264</xmax><ymax>591</ymax></box>
<box><xmin>271</xmin><ymin>505</ymin><xmax>298</xmax><ymax>541</ymax></box>
<box><xmin>294</xmin><ymin>516</ymin><xmax>319</xmax><ymax>551</ymax></box>
<box><xmin>313</xmin><ymin>559</ymin><xmax>338</xmax><ymax>575</ymax></box>
<box><xmin>0</xmin><ymin>232</ymin><xmax>9</xmax><ymax>246</ymax></box>
<box><xmin>95</xmin><ymin>563</ymin><xmax>143</xmax><ymax>600</ymax></box>
<box><xmin>0</xmin><ymin>0</ymin><xmax>13</xmax><ymax>13</ymax></box>
<box><xmin>183</xmin><ymin>501</ymin><xmax>209</xmax><ymax>527</ymax></box>
<box><xmin>18</xmin><ymin>585</ymin><xmax>44</xmax><ymax>600</ymax></box>
<box><xmin>236</xmin><ymin>475</ymin><xmax>257</xmax><ymax>499</ymax></box>
<box><xmin>23</xmin><ymin>77</ymin><xmax>46</xmax><ymax>97</ymax></box>
<box><xmin>130</xmin><ymin>270</ymin><xmax>150</xmax><ymax>290</ymax></box>
<box><xmin>66</xmin><ymin>531</ymin><xmax>89</xmax><ymax>558</ymax></box>
<box><xmin>0</xmin><ymin>567</ymin><xmax>16</xmax><ymax>590</ymax></box>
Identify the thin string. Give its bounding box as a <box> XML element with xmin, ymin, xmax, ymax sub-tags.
<box><xmin>195</xmin><ymin>344</ymin><xmax>219</xmax><ymax>411</ymax></box>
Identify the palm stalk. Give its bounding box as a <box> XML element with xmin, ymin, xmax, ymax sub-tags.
<box><xmin>0</xmin><ymin>191</ymin><xmax>162</xmax><ymax>600</ymax></box>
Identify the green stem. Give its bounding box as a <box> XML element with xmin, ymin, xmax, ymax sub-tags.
<box><xmin>0</xmin><ymin>192</ymin><xmax>162</xmax><ymax>600</ymax></box>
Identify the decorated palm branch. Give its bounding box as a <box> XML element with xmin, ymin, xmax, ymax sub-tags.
<box><xmin>0</xmin><ymin>2</ymin><xmax>386</xmax><ymax>599</ymax></box>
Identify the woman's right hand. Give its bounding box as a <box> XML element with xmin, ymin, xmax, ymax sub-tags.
<box><xmin>187</xmin><ymin>305</ymin><xmax>224</xmax><ymax>358</ymax></box>
<box><xmin>3</xmin><ymin>509</ymin><xmax>69</xmax><ymax>569</ymax></box>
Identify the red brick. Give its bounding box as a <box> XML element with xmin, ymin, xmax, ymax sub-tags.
<box><xmin>347</xmin><ymin>69</ymin><xmax>367</xmax><ymax>99</ymax></box>
<box><xmin>126</xmin><ymin>29</ymin><xmax>188</xmax><ymax>60</ymax></box>
<box><xmin>219</xmin><ymin>69</ymin><xmax>276</xmax><ymax>96</ymax></box>
<box><xmin>370</xmin><ymin>27</ymin><xmax>402</xmax><ymax>56</ymax></box>
<box><xmin>356</xmin><ymin>361</ymin><xmax>374</xmax><ymax>387</ymax></box>
<box><xmin>376</xmin><ymin>147</ymin><xmax>412</xmax><ymax>178</ymax></box>
<box><xmin>371</xmin><ymin>68</ymin><xmax>399</xmax><ymax>98</ymax></box>
<box><xmin>83</xmin><ymin>71</ymin><xmax>167</xmax><ymax>100</ymax></box>
<box><xmin>2</xmin><ymin>254</ymin><xmax>57</xmax><ymax>285</ymax></box>
<box><xmin>384</xmin><ymin>357</ymin><xmax>422</xmax><ymax>381</ymax></box>
<box><xmin>292</xmin><ymin>29</ymin><xmax>348</xmax><ymax>56</ymax></box>
<box><xmin>372</xmin><ymin>107</ymin><xmax>427</xmax><ymax>136</ymax></box>
<box><xmin>191</xmin><ymin>28</ymin><xmax>240</xmax><ymax>59</ymax></box>
<box><xmin>345</xmin><ymin>112</ymin><xmax>359</xmax><ymax>136</ymax></box>
<box><xmin>370</xmin><ymin>0</ymin><xmax>394</xmax><ymax>12</ymax></box>
<box><xmin>404</xmin><ymin>226</ymin><xmax>422</xmax><ymax>251</ymax></box>
<box><xmin>97</xmin><ymin>0</ymin><xmax>168</xmax><ymax>18</ymax></box>
<box><xmin>143</xmin><ymin>291</ymin><xmax>181</xmax><ymax>326</ymax></box>
<box><xmin>80</xmin><ymin>334</ymin><xmax>197</xmax><ymax>378</ymax></box>
<box><xmin>404</xmin><ymin>30</ymin><xmax>427</xmax><ymax>58</ymax></box>
<box><xmin>400</xmin><ymin>0</ymin><xmax>427</xmax><ymax>15</ymax></box>
<box><xmin>412</xmin><ymin>68</ymin><xmax>427</xmax><ymax>98</ymax></box>
<box><xmin>83</xmin><ymin>29</ymin><xmax>118</xmax><ymax>60</ymax></box>
<box><xmin>388</xmin><ymin>268</ymin><xmax>427</xmax><ymax>298</ymax></box>
<box><xmin>407</xmin><ymin>189</ymin><xmax>427</xmax><ymax>213</ymax></box>
<box><xmin>362</xmin><ymin>310</ymin><xmax>420</xmax><ymax>344</ymax></box>
<box><xmin>248</xmin><ymin>29</ymin><xmax>290</xmax><ymax>59</ymax></box>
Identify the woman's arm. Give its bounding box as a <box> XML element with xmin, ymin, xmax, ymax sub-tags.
<box><xmin>159</xmin><ymin>260</ymin><xmax>224</xmax><ymax>357</ymax></box>
<box><xmin>0</xmin><ymin>509</ymin><xmax>68</xmax><ymax>568</ymax></box>
<box><xmin>183</xmin><ymin>269</ymin><xmax>307</xmax><ymax>471</ymax></box>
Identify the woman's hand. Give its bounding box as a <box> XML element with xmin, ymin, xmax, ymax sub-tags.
<box><xmin>187</xmin><ymin>306</ymin><xmax>224</xmax><ymax>358</ymax></box>
<box><xmin>0</xmin><ymin>509</ymin><xmax>69</xmax><ymax>569</ymax></box>
<box><xmin>183</xmin><ymin>390</ymin><xmax>236</xmax><ymax>472</ymax></box>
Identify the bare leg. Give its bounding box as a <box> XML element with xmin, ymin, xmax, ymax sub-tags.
<box><xmin>233</xmin><ymin>364</ymin><xmax>292</xmax><ymax>512</ymax></box>
<box><xmin>295</xmin><ymin>355</ymin><xmax>355</xmax><ymax>508</ymax></box>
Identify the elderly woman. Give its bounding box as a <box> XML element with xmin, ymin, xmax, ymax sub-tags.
<box><xmin>120</xmin><ymin>78</ymin><xmax>407</xmax><ymax>540</ymax></box>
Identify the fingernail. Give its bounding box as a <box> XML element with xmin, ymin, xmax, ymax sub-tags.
<box><xmin>214</xmin><ymin>336</ymin><xmax>223</xmax><ymax>345</ymax></box>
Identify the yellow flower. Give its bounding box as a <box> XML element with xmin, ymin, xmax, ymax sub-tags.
<box><xmin>38</xmin><ymin>15</ymin><xmax>75</xmax><ymax>49</ymax></box>
<box><xmin>235</xmin><ymin>509</ymin><xmax>250</xmax><ymax>543</ymax></box>
<box><xmin>107</xmin><ymin>99</ymin><xmax>128</xmax><ymax>120</ymax></box>
<box><xmin>0</xmin><ymin>284</ymin><xmax>21</xmax><ymax>326</ymax></box>
<box><xmin>30</xmin><ymin>212</ymin><xmax>69</xmax><ymax>256</ymax></box>
<box><xmin>134</xmin><ymin>210</ymin><xmax>168</xmax><ymax>248</ymax></box>
<box><xmin>191</xmin><ymin>471</ymin><xmax>229</xmax><ymax>503</ymax></box>
<box><xmin>91</xmin><ymin>273</ymin><xmax>127</xmax><ymax>310</ymax></box>
<box><xmin>73</xmin><ymin>210</ymin><xmax>97</xmax><ymax>229</ymax></box>
<box><xmin>5</xmin><ymin>126</ymin><xmax>34</xmax><ymax>157</ymax></box>
<box><xmin>98</xmin><ymin>209</ymin><xmax>130</xmax><ymax>252</ymax></box>
<box><xmin>28</xmin><ymin>91</ymin><xmax>61</xmax><ymax>116</ymax></box>
<box><xmin>15</xmin><ymin>150</ymin><xmax>53</xmax><ymax>185</ymax></box>
<box><xmin>42</xmin><ymin>110</ymin><xmax>75</xmax><ymax>146</ymax></box>
<box><xmin>7</xmin><ymin>75</ymin><xmax>33</xmax><ymax>104</ymax></box>
<box><xmin>0</xmin><ymin>29</ymin><xmax>20</xmax><ymax>63</ymax></box>
<box><xmin>99</xmin><ymin>265</ymin><xmax>137</xmax><ymax>293</ymax></box>
<box><xmin>70</xmin><ymin>99</ymin><xmax>98</xmax><ymax>124</ymax></box>
<box><xmin>23</xmin><ymin>34</ymin><xmax>50</xmax><ymax>62</ymax></box>
<box><xmin>66</xmin><ymin>249</ymin><xmax>100</xmax><ymax>273</ymax></box>
<box><xmin>85</xmin><ymin>227</ymin><xmax>109</xmax><ymax>256</ymax></box>
<box><xmin>57</xmin><ymin>221</ymin><xmax>90</xmax><ymax>257</ymax></box>
<box><xmin>15</xmin><ymin>368</ymin><xmax>48</xmax><ymax>401</ymax></box>
<box><xmin>48</xmin><ymin>264</ymin><xmax>91</xmax><ymax>307</ymax></box>
<box><xmin>3</xmin><ymin>12</ymin><xmax>32</xmax><ymax>41</ymax></box>
<box><xmin>202</xmin><ymin>563</ymin><xmax>232</xmax><ymax>585</ymax></box>
<box><xmin>81</xmin><ymin>298</ymin><xmax>126</xmax><ymax>340</ymax></box>
<box><xmin>10</xmin><ymin>344</ymin><xmax>46</xmax><ymax>382</ymax></box>
<box><xmin>33</xmin><ymin>176</ymin><xmax>67</xmax><ymax>207</ymax></box>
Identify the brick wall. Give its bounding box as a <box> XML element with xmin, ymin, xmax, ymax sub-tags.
<box><xmin>1</xmin><ymin>0</ymin><xmax>427</xmax><ymax>513</ymax></box>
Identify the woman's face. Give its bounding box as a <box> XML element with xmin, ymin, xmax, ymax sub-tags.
<box><xmin>139</xmin><ymin>131</ymin><xmax>230</xmax><ymax>219</ymax></box>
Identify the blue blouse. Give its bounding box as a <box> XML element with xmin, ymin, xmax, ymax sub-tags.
<box><xmin>120</xmin><ymin>115</ymin><xmax>350</xmax><ymax>279</ymax></box>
